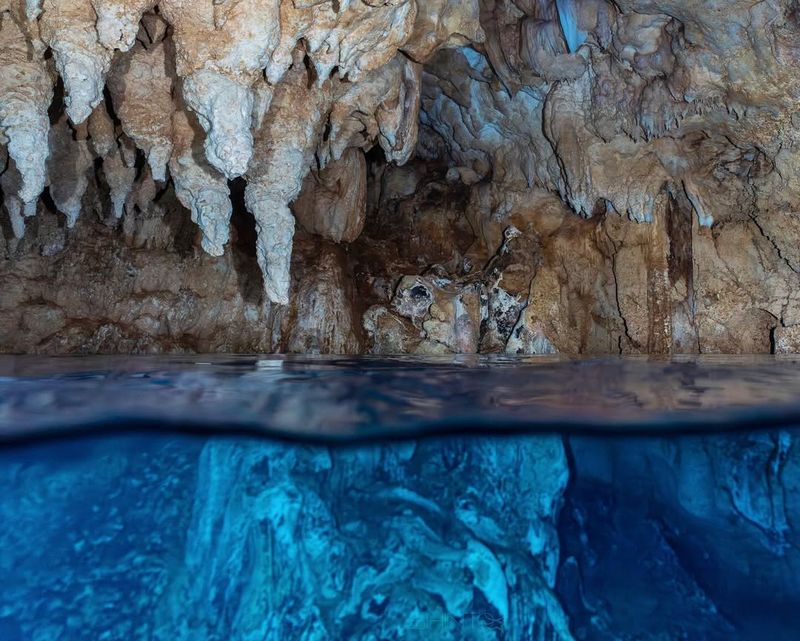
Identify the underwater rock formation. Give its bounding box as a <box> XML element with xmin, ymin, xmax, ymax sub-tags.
<box><xmin>2</xmin><ymin>0</ymin><xmax>800</xmax><ymax>354</ymax></box>
<box><xmin>173</xmin><ymin>436</ymin><xmax>572</xmax><ymax>640</ymax></box>
<box><xmin>560</xmin><ymin>431</ymin><xmax>800</xmax><ymax>641</ymax></box>
<box><xmin>0</xmin><ymin>433</ymin><xmax>574</xmax><ymax>641</ymax></box>
<box><xmin>2</xmin><ymin>427</ymin><xmax>798</xmax><ymax>640</ymax></box>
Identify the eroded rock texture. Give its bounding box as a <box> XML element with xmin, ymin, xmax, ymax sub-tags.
<box><xmin>561</xmin><ymin>431</ymin><xmax>800</xmax><ymax>641</ymax></box>
<box><xmin>0</xmin><ymin>432</ymin><xmax>574</xmax><ymax>641</ymax></box>
<box><xmin>3</xmin><ymin>423</ymin><xmax>798</xmax><ymax>641</ymax></box>
<box><xmin>2</xmin><ymin>0</ymin><xmax>800</xmax><ymax>354</ymax></box>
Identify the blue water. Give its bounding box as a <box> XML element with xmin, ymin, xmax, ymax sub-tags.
<box><xmin>1</xmin><ymin>356</ymin><xmax>799</xmax><ymax>640</ymax></box>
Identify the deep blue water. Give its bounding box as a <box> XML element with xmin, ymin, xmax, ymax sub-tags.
<box><xmin>1</xmin><ymin>356</ymin><xmax>799</xmax><ymax>640</ymax></box>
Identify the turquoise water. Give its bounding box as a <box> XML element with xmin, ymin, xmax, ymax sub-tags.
<box><xmin>1</xmin><ymin>356</ymin><xmax>799</xmax><ymax>640</ymax></box>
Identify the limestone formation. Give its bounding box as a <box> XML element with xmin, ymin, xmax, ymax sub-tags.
<box><xmin>46</xmin><ymin>116</ymin><xmax>93</xmax><ymax>228</ymax></box>
<box><xmin>107</xmin><ymin>40</ymin><xmax>174</xmax><ymax>182</ymax></box>
<box><xmin>2</xmin><ymin>0</ymin><xmax>800</xmax><ymax>355</ymax></box>
<box><xmin>40</xmin><ymin>0</ymin><xmax>114</xmax><ymax>125</ymax></box>
<box><xmin>169</xmin><ymin>110</ymin><xmax>232</xmax><ymax>257</ymax></box>
<box><xmin>245</xmin><ymin>48</ymin><xmax>330</xmax><ymax>306</ymax></box>
<box><xmin>1</xmin><ymin>0</ymin><xmax>475</xmax><ymax>306</ymax></box>
<box><xmin>91</xmin><ymin>0</ymin><xmax>155</xmax><ymax>52</ymax></box>
<box><xmin>0</xmin><ymin>12</ymin><xmax>51</xmax><ymax>220</ymax></box>
<box><xmin>293</xmin><ymin>149</ymin><xmax>367</xmax><ymax>244</ymax></box>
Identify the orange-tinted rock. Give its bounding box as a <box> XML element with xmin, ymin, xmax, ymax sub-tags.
<box><xmin>3</xmin><ymin>1</ymin><xmax>800</xmax><ymax>356</ymax></box>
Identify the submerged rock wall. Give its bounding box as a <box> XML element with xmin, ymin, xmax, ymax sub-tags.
<box><xmin>561</xmin><ymin>431</ymin><xmax>800</xmax><ymax>641</ymax></box>
<box><xmin>3</xmin><ymin>429</ymin><xmax>798</xmax><ymax>640</ymax></box>
<box><xmin>0</xmin><ymin>434</ymin><xmax>574</xmax><ymax>641</ymax></box>
<box><xmin>2</xmin><ymin>0</ymin><xmax>800</xmax><ymax>354</ymax></box>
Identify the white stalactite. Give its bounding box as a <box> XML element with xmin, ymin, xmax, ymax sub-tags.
<box><xmin>91</xmin><ymin>0</ymin><xmax>155</xmax><ymax>52</ymax></box>
<box><xmin>40</xmin><ymin>0</ymin><xmax>113</xmax><ymax>125</ymax></box>
<box><xmin>181</xmin><ymin>70</ymin><xmax>254</xmax><ymax>180</ymax></box>
<box><xmin>246</xmin><ymin>49</ymin><xmax>329</xmax><ymax>305</ymax></box>
<box><xmin>170</xmin><ymin>110</ymin><xmax>232</xmax><ymax>256</ymax></box>
<box><xmin>0</xmin><ymin>13</ymin><xmax>52</xmax><ymax>211</ymax></box>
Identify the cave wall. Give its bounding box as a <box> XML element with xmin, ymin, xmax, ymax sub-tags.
<box><xmin>4</xmin><ymin>426</ymin><xmax>798</xmax><ymax>640</ymax></box>
<box><xmin>2</xmin><ymin>0</ymin><xmax>800</xmax><ymax>355</ymax></box>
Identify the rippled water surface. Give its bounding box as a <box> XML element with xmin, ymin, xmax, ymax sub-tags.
<box><xmin>1</xmin><ymin>355</ymin><xmax>799</xmax><ymax>641</ymax></box>
<box><xmin>4</xmin><ymin>354</ymin><xmax>800</xmax><ymax>440</ymax></box>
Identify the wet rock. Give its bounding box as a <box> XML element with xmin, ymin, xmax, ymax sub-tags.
<box><xmin>561</xmin><ymin>431</ymin><xmax>800</xmax><ymax>641</ymax></box>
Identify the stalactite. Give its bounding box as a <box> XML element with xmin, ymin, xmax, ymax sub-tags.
<box><xmin>170</xmin><ymin>109</ymin><xmax>232</xmax><ymax>256</ymax></box>
<box><xmin>1</xmin><ymin>0</ymin><xmax>799</xmax><ymax>360</ymax></box>
<box><xmin>245</xmin><ymin>48</ymin><xmax>329</xmax><ymax>305</ymax></box>
<box><xmin>40</xmin><ymin>0</ymin><xmax>113</xmax><ymax>124</ymax></box>
<box><xmin>0</xmin><ymin>12</ymin><xmax>52</xmax><ymax>213</ymax></box>
<box><xmin>107</xmin><ymin>40</ymin><xmax>174</xmax><ymax>182</ymax></box>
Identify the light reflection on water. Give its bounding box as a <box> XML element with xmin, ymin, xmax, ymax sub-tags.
<box><xmin>3</xmin><ymin>354</ymin><xmax>800</xmax><ymax>441</ymax></box>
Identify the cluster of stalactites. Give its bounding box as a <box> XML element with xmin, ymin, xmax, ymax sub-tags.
<box><xmin>420</xmin><ymin>0</ymin><xmax>799</xmax><ymax>231</ymax></box>
<box><xmin>0</xmin><ymin>0</ymin><xmax>484</xmax><ymax>304</ymax></box>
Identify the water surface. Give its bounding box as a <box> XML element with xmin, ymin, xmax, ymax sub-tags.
<box><xmin>1</xmin><ymin>355</ymin><xmax>799</xmax><ymax>641</ymax></box>
<box><xmin>4</xmin><ymin>354</ymin><xmax>800</xmax><ymax>440</ymax></box>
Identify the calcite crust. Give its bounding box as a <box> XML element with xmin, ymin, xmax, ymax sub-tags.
<box><xmin>1</xmin><ymin>0</ymin><xmax>482</xmax><ymax>304</ymax></box>
<box><xmin>2</xmin><ymin>0</ymin><xmax>800</xmax><ymax>356</ymax></box>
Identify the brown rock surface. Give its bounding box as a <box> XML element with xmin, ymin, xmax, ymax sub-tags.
<box><xmin>293</xmin><ymin>149</ymin><xmax>367</xmax><ymax>245</ymax></box>
<box><xmin>2</xmin><ymin>1</ymin><xmax>800</xmax><ymax>355</ymax></box>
